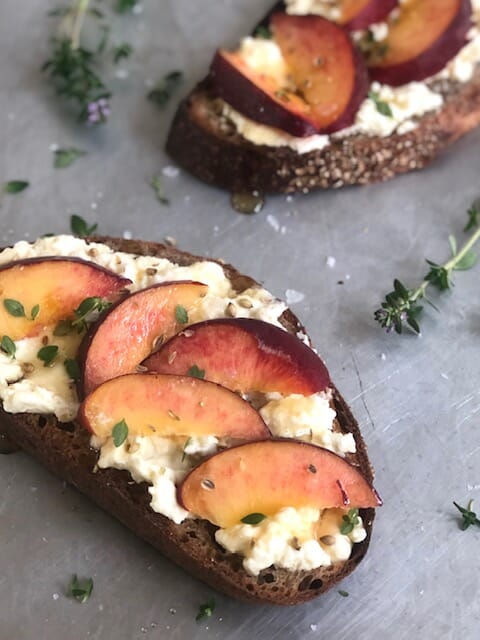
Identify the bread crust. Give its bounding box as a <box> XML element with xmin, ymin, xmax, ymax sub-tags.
<box><xmin>0</xmin><ymin>237</ymin><xmax>375</xmax><ymax>605</ymax></box>
<box><xmin>166</xmin><ymin>60</ymin><xmax>480</xmax><ymax>194</ymax></box>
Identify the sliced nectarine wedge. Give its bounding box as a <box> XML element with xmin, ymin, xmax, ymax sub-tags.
<box><xmin>211</xmin><ymin>14</ymin><xmax>368</xmax><ymax>136</ymax></box>
<box><xmin>179</xmin><ymin>440</ymin><xmax>381</xmax><ymax>527</ymax></box>
<box><xmin>79</xmin><ymin>373</ymin><xmax>270</xmax><ymax>440</ymax></box>
<box><xmin>210</xmin><ymin>49</ymin><xmax>318</xmax><ymax>137</ymax></box>
<box><xmin>368</xmin><ymin>0</ymin><xmax>472</xmax><ymax>86</ymax></box>
<box><xmin>341</xmin><ymin>0</ymin><xmax>398</xmax><ymax>31</ymax></box>
<box><xmin>79</xmin><ymin>281</ymin><xmax>208</xmax><ymax>395</ymax></box>
<box><xmin>143</xmin><ymin>318</ymin><xmax>330</xmax><ymax>395</ymax></box>
<box><xmin>270</xmin><ymin>13</ymin><xmax>369</xmax><ymax>132</ymax></box>
<box><xmin>0</xmin><ymin>257</ymin><xmax>130</xmax><ymax>341</ymax></box>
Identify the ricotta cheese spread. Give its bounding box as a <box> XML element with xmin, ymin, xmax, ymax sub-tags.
<box><xmin>216</xmin><ymin>506</ymin><xmax>366</xmax><ymax>576</ymax></box>
<box><xmin>0</xmin><ymin>234</ymin><xmax>366</xmax><ymax>574</ymax></box>
<box><xmin>222</xmin><ymin>3</ymin><xmax>480</xmax><ymax>151</ymax></box>
<box><xmin>260</xmin><ymin>389</ymin><xmax>356</xmax><ymax>456</ymax></box>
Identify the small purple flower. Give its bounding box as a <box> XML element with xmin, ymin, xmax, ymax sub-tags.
<box><xmin>87</xmin><ymin>98</ymin><xmax>111</xmax><ymax>124</ymax></box>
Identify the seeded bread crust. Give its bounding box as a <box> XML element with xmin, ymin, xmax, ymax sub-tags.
<box><xmin>166</xmin><ymin>47</ymin><xmax>480</xmax><ymax>193</ymax></box>
<box><xmin>0</xmin><ymin>237</ymin><xmax>375</xmax><ymax>605</ymax></box>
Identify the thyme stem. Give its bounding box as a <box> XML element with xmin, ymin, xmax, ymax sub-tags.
<box><xmin>70</xmin><ymin>0</ymin><xmax>91</xmax><ymax>50</ymax></box>
<box><xmin>443</xmin><ymin>226</ymin><xmax>480</xmax><ymax>272</ymax></box>
<box><xmin>375</xmin><ymin>211</ymin><xmax>480</xmax><ymax>335</ymax></box>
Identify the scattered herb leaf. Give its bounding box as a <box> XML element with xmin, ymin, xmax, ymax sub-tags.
<box><xmin>4</xmin><ymin>180</ymin><xmax>29</xmax><ymax>194</ymax></box>
<box><xmin>375</xmin><ymin>210</ymin><xmax>480</xmax><ymax>335</ymax></box>
<box><xmin>453</xmin><ymin>500</ymin><xmax>480</xmax><ymax>530</ymax></box>
<box><xmin>340</xmin><ymin>508</ymin><xmax>360</xmax><ymax>535</ymax></box>
<box><xmin>254</xmin><ymin>25</ymin><xmax>272</xmax><ymax>39</ymax></box>
<box><xmin>187</xmin><ymin>364</ymin><xmax>205</xmax><ymax>379</ymax></box>
<box><xmin>368</xmin><ymin>91</ymin><xmax>393</xmax><ymax>117</ymax></box>
<box><xmin>113</xmin><ymin>42</ymin><xmax>133</xmax><ymax>63</ymax></box>
<box><xmin>150</xmin><ymin>175</ymin><xmax>169</xmax><ymax>206</ymax></box>
<box><xmin>115</xmin><ymin>0</ymin><xmax>137</xmax><ymax>13</ymax></box>
<box><xmin>30</xmin><ymin>304</ymin><xmax>40</xmax><ymax>321</ymax></box>
<box><xmin>338</xmin><ymin>590</ymin><xmax>349</xmax><ymax>597</ymax></box>
<box><xmin>54</xmin><ymin>147</ymin><xmax>86</xmax><ymax>168</ymax></box>
<box><xmin>68</xmin><ymin>575</ymin><xmax>93</xmax><ymax>603</ymax></box>
<box><xmin>175</xmin><ymin>305</ymin><xmax>188</xmax><ymax>324</ymax></box>
<box><xmin>37</xmin><ymin>345</ymin><xmax>59</xmax><ymax>367</ymax></box>
<box><xmin>464</xmin><ymin>205</ymin><xmax>479</xmax><ymax>233</ymax></box>
<box><xmin>147</xmin><ymin>71</ymin><xmax>183</xmax><ymax>108</ymax></box>
<box><xmin>70</xmin><ymin>214</ymin><xmax>98</xmax><ymax>237</ymax></box>
<box><xmin>97</xmin><ymin>24</ymin><xmax>110</xmax><ymax>54</ymax></box>
<box><xmin>0</xmin><ymin>335</ymin><xmax>16</xmax><ymax>359</ymax></box>
<box><xmin>241</xmin><ymin>513</ymin><xmax>267</xmax><ymax>525</ymax></box>
<box><xmin>73</xmin><ymin>296</ymin><xmax>111</xmax><ymax>331</ymax></box>
<box><xmin>196</xmin><ymin>597</ymin><xmax>215</xmax><ymax>621</ymax></box>
<box><xmin>48</xmin><ymin>7</ymin><xmax>70</xmax><ymax>17</ymax></box>
<box><xmin>112</xmin><ymin>418</ymin><xmax>129</xmax><ymax>447</ymax></box>
<box><xmin>64</xmin><ymin>358</ymin><xmax>81</xmax><ymax>381</ymax></box>
<box><xmin>4</xmin><ymin>299</ymin><xmax>26</xmax><ymax>318</ymax></box>
<box><xmin>54</xmin><ymin>319</ymin><xmax>74</xmax><ymax>336</ymax></box>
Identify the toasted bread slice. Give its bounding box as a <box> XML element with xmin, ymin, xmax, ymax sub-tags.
<box><xmin>166</xmin><ymin>2</ymin><xmax>480</xmax><ymax>194</ymax></box>
<box><xmin>0</xmin><ymin>237</ymin><xmax>376</xmax><ymax>605</ymax></box>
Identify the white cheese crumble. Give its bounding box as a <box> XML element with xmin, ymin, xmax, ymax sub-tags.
<box><xmin>260</xmin><ymin>391</ymin><xmax>356</xmax><ymax>456</ymax></box>
<box><xmin>344</xmin><ymin>81</ymin><xmax>444</xmax><ymax>138</ymax></box>
<box><xmin>223</xmin><ymin>102</ymin><xmax>331</xmax><ymax>154</ymax></box>
<box><xmin>285</xmin><ymin>0</ymin><xmax>341</xmax><ymax>21</ymax></box>
<box><xmin>92</xmin><ymin>434</ymin><xmax>220</xmax><ymax>524</ymax></box>
<box><xmin>0</xmin><ymin>235</ymin><xmax>286</xmax><ymax>421</ymax></box>
<box><xmin>215</xmin><ymin>506</ymin><xmax>366</xmax><ymax>576</ymax></box>
<box><xmin>438</xmin><ymin>25</ymin><xmax>480</xmax><ymax>83</ymax></box>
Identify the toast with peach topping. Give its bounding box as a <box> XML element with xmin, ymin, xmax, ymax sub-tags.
<box><xmin>0</xmin><ymin>236</ymin><xmax>379</xmax><ymax>605</ymax></box>
<box><xmin>166</xmin><ymin>0</ymin><xmax>480</xmax><ymax>194</ymax></box>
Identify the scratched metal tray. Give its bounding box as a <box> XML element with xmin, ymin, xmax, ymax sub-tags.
<box><xmin>1</xmin><ymin>1</ymin><xmax>480</xmax><ymax>638</ymax></box>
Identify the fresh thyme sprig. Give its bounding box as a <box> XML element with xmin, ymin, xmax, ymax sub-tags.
<box><xmin>453</xmin><ymin>499</ymin><xmax>480</xmax><ymax>530</ymax></box>
<box><xmin>375</xmin><ymin>208</ymin><xmax>480</xmax><ymax>335</ymax></box>
<box><xmin>43</xmin><ymin>1</ymin><xmax>136</xmax><ymax>124</ymax></box>
<box><xmin>43</xmin><ymin>0</ymin><xmax>111</xmax><ymax>124</ymax></box>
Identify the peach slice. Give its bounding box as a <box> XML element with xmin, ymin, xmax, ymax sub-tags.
<box><xmin>341</xmin><ymin>0</ymin><xmax>399</xmax><ymax>31</ymax></box>
<box><xmin>270</xmin><ymin>13</ymin><xmax>369</xmax><ymax>132</ymax></box>
<box><xmin>368</xmin><ymin>0</ymin><xmax>472</xmax><ymax>86</ymax></box>
<box><xmin>179</xmin><ymin>440</ymin><xmax>382</xmax><ymax>527</ymax></box>
<box><xmin>79</xmin><ymin>373</ymin><xmax>270</xmax><ymax>440</ymax></box>
<box><xmin>0</xmin><ymin>257</ymin><xmax>130</xmax><ymax>341</ymax></box>
<box><xmin>143</xmin><ymin>318</ymin><xmax>330</xmax><ymax>395</ymax></box>
<box><xmin>79</xmin><ymin>281</ymin><xmax>208</xmax><ymax>395</ymax></box>
<box><xmin>211</xmin><ymin>14</ymin><xmax>368</xmax><ymax>136</ymax></box>
<box><xmin>210</xmin><ymin>49</ymin><xmax>318</xmax><ymax>137</ymax></box>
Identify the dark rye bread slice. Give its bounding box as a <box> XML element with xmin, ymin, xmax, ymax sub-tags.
<box><xmin>165</xmin><ymin>1</ymin><xmax>480</xmax><ymax>194</ymax></box>
<box><xmin>0</xmin><ymin>236</ymin><xmax>375</xmax><ymax>606</ymax></box>
<box><xmin>166</xmin><ymin>70</ymin><xmax>480</xmax><ymax>194</ymax></box>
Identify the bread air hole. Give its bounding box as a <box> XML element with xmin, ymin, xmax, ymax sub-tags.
<box><xmin>257</xmin><ymin>572</ymin><xmax>275</xmax><ymax>585</ymax></box>
<box><xmin>58</xmin><ymin>422</ymin><xmax>75</xmax><ymax>433</ymax></box>
<box><xmin>298</xmin><ymin>576</ymin><xmax>323</xmax><ymax>592</ymax></box>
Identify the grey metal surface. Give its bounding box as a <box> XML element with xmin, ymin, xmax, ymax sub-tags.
<box><xmin>1</xmin><ymin>1</ymin><xmax>479</xmax><ymax>638</ymax></box>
